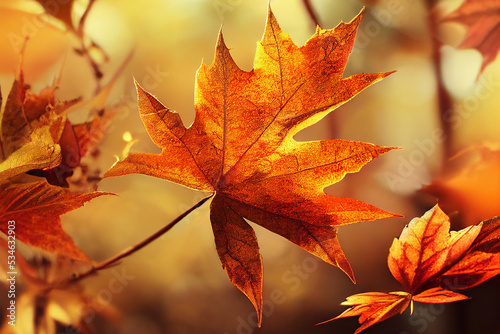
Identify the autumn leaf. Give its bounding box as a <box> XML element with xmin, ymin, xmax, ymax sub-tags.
<box><xmin>0</xmin><ymin>60</ymin><xmax>117</xmax><ymax>188</ymax></box>
<box><xmin>441</xmin><ymin>0</ymin><xmax>500</xmax><ymax>75</ymax></box>
<box><xmin>105</xmin><ymin>7</ymin><xmax>398</xmax><ymax>324</ymax></box>
<box><xmin>423</xmin><ymin>143</ymin><xmax>500</xmax><ymax>226</ymax></box>
<box><xmin>0</xmin><ymin>240</ymin><xmax>120</xmax><ymax>333</ymax></box>
<box><xmin>441</xmin><ymin>215</ymin><xmax>500</xmax><ymax>289</ymax></box>
<box><xmin>387</xmin><ymin>204</ymin><xmax>481</xmax><ymax>294</ymax></box>
<box><xmin>324</xmin><ymin>205</ymin><xmax>500</xmax><ymax>333</ymax></box>
<box><xmin>0</xmin><ymin>124</ymin><xmax>62</xmax><ymax>182</ymax></box>
<box><xmin>0</xmin><ymin>65</ymin><xmax>80</xmax><ymax>185</ymax></box>
<box><xmin>320</xmin><ymin>291</ymin><xmax>411</xmax><ymax>334</ymax></box>
<box><xmin>0</xmin><ymin>181</ymin><xmax>109</xmax><ymax>261</ymax></box>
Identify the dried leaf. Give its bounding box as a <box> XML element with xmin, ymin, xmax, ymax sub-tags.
<box><xmin>0</xmin><ymin>125</ymin><xmax>62</xmax><ymax>182</ymax></box>
<box><xmin>0</xmin><ymin>61</ymin><xmax>117</xmax><ymax>187</ymax></box>
<box><xmin>387</xmin><ymin>205</ymin><xmax>481</xmax><ymax>294</ymax></box>
<box><xmin>412</xmin><ymin>287</ymin><xmax>469</xmax><ymax>303</ymax></box>
<box><xmin>327</xmin><ymin>205</ymin><xmax>500</xmax><ymax>333</ymax></box>
<box><xmin>441</xmin><ymin>216</ymin><xmax>500</xmax><ymax>289</ymax></box>
<box><xmin>441</xmin><ymin>0</ymin><xmax>500</xmax><ymax>74</ymax></box>
<box><xmin>105</xmin><ymin>7</ymin><xmax>398</xmax><ymax>324</ymax></box>
<box><xmin>0</xmin><ymin>66</ymin><xmax>82</xmax><ymax>185</ymax></box>
<box><xmin>0</xmin><ymin>69</ymin><xmax>78</xmax><ymax>159</ymax></box>
<box><xmin>319</xmin><ymin>292</ymin><xmax>411</xmax><ymax>334</ymax></box>
<box><xmin>0</xmin><ymin>181</ymin><xmax>110</xmax><ymax>261</ymax></box>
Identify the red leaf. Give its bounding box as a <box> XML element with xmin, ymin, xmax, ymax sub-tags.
<box><xmin>412</xmin><ymin>287</ymin><xmax>469</xmax><ymax>303</ymax></box>
<box><xmin>441</xmin><ymin>216</ymin><xmax>500</xmax><ymax>289</ymax></box>
<box><xmin>387</xmin><ymin>205</ymin><xmax>481</xmax><ymax>294</ymax></box>
<box><xmin>441</xmin><ymin>0</ymin><xmax>500</xmax><ymax>74</ymax></box>
<box><xmin>327</xmin><ymin>206</ymin><xmax>499</xmax><ymax>332</ymax></box>
<box><xmin>0</xmin><ymin>181</ymin><xmax>110</xmax><ymax>261</ymax></box>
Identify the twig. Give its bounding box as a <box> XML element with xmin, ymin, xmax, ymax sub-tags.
<box><xmin>302</xmin><ymin>0</ymin><xmax>321</xmax><ymax>27</ymax></box>
<box><xmin>425</xmin><ymin>0</ymin><xmax>454</xmax><ymax>162</ymax></box>
<box><xmin>77</xmin><ymin>0</ymin><xmax>97</xmax><ymax>35</ymax></box>
<box><xmin>70</xmin><ymin>193</ymin><xmax>214</xmax><ymax>283</ymax></box>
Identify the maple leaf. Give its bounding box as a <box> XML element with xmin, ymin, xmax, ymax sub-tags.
<box><xmin>0</xmin><ymin>181</ymin><xmax>109</xmax><ymax>261</ymax></box>
<box><xmin>324</xmin><ymin>205</ymin><xmax>500</xmax><ymax>333</ymax></box>
<box><xmin>105</xmin><ymin>7</ymin><xmax>398</xmax><ymax>324</ymax></box>
<box><xmin>423</xmin><ymin>143</ymin><xmax>500</xmax><ymax>226</ymax></box>
<box><xmin>441</xmin><ymin>0</ymin><xmax>500</xmax><ymax>75</ymax></box>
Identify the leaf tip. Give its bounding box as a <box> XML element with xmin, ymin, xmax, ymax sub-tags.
<box><xmin>383</xmin><ymin>70</ymin><xmax>397</xmax><ymax>78</ymax></box>
<box><xmin>348</xmin><ymin>6</ymin><xmax>365</xmax><ymax>29</ymax></box>
<box><xmin>216</xmin><ymin>27</ymin><xmax>227</xmax><ymax>51</ymax></box>
<box><xmin>263</xmin><ymin>3</ymin><xmax>281</xmax><ymax>38</ymax></box>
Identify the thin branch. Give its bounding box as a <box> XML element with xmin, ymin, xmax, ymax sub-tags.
<box><xmin>425</xmin><ymin>0</ymin><xmax>454</xmax><ymax>162</ymax></box>
<box><xmin>70</xmin><ymin>193</ymin><xmax>214</xmax><ymax>283</ymax></box>
<box><xmin>77</xmin><ymin>0</ymin><xmax>97</xmax><ymax>35</ymax></box>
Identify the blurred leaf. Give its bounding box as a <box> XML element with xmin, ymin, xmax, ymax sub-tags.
<box><xmin>35</xmin><ymin>0</ymin><xmax>75</xmax><ymax>30</ymax></box>
<box><xmin>0</xmin><ymin>239</ymin><xmax>119</xmax><ymax>333</ymax></box>
<box><xmin>441</xmin><ymin>0</ymin><xmax>500</xmax><ymax>75</ymax></box>
<box><xmin>423</xmin><ymin>144</ymin><xmax>500</xmax><ymax>226</ymax></box>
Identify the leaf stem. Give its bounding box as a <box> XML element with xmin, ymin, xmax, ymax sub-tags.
<box><xmin>70</xmin><ymin>193</ymin><xmax>214</xmax><ymax>283</ymax></box>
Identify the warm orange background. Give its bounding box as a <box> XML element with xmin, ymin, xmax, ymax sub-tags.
<box><xmin>1</xmin><ymin>0</ymin><xmax>499</xmax><ymax>333</ymax></box>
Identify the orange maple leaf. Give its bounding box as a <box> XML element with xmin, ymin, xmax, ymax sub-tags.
<box><xmin>441</xmin><ymin>0</ymin><xmax>500</xmax><ymax>75</ymax></box>
<box><xmin>0</xmin><ymin>181</ymin><xmax>109</xmax><ymax>262</ymax></box>
<box><xmin>323</xmin><ymin>205</ymin><xmax>500</xmax><ymax>333</ymax></box>
<box><xmin>105</xmin><ymin>7</ymin><xmax>398</xmax><ymax>324</ymax></box>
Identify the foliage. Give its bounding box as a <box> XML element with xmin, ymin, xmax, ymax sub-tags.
<box><xmin>0</xmin><ymin>0</ymin><xmax>498</xmax><ymax>333</ymax></box>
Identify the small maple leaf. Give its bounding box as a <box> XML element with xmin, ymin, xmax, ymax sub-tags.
<box><xmin>0</xmin><ymin>181</ymin><xmax>109</xmax><ymax>261</ymax></box>
<box><xmin>441</xmin><ymin>0</ymin><xmax>500</xmax><ymax>75</ymax></box>
<box><xmin>105</xmin><ymin>7</ymin><xmax>398</xmax><ymax>325</ymax></box>
<box><xmin>323</xmin><ymin>205</ymin><xmax>500</xmax><ymax>333</ymax></box>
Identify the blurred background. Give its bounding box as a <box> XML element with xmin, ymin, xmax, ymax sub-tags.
<box><xmin>1</xmin><ymin>0</ymin><xmax>499</xmax><ymax>333</ymax></box>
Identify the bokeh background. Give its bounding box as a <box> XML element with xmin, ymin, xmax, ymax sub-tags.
<box><xmin>1</xmin><ymin>0</ymin><xmax>499</xmax><ymax>333</ymax></box>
